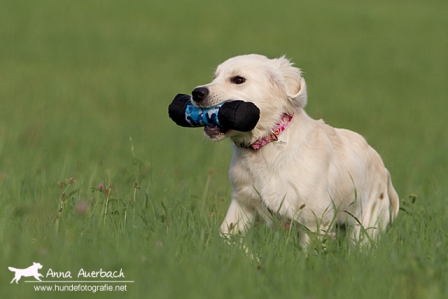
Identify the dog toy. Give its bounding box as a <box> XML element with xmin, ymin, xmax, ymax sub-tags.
<box><xmin>168</xmin><ymin>94</ymin><xmax>260</xmax><ymax>132</ymax></box>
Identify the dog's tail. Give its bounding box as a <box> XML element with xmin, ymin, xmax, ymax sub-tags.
<box><xmin>8</xmin><ymin>267</ymin><xmax>17</xmax><ymax>272</ymax></box>
<box><xmin>387</xmin><ymin>169</ymin><xmax>399</xmax><ymax>222</ymax></box>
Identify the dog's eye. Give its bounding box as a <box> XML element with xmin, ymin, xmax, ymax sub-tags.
<box><xmin>231</xmin><ymin>76</ymin><xmax>246</xmax><ymax>85</ymax></box>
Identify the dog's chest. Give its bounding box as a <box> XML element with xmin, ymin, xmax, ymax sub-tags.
<box><xmin>250</xmin><ymin>154</ymin><xmax>294</xmax><ymax>192</ymax></box>
<box><xmin>232</xmin><ymin>147</ymin><xmax>307</xmax><ymax>217</ymax></box>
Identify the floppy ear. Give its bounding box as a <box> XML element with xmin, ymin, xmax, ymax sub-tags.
<box><xmin>289</xmin><ymin>77</ymin><xmax>307</xmax><ymax>108</ymax></box>
<box><xmin>271</xmin><ymin>56</ymin><xmax>307</xmax><ymax>108</ymax></box>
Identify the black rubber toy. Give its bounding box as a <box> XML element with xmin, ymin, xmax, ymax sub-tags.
<box><xmin>168</xmin><ymin>94</ymin><xmax>260</xmax><ymax>132</ymax></box>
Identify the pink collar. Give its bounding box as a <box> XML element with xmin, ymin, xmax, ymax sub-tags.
<box><xmin>237</xmin><ymin>113</ymin><xmax>294</xmax><ymax>150</ymax></box>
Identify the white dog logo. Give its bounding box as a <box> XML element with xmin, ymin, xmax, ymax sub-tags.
<box><xmin>8</xmin><ymin>262</ymin><xmax>43</xmax><ymax>284</ymax></box>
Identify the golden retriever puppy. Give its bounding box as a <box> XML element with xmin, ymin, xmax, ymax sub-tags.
<box><xmin>191</xmin><ymin>54</ymin><xmax>399</xmax><ymax>247</ymax></box>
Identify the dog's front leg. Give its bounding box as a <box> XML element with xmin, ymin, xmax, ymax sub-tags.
<box><xmin>220</xmin><ymin>199</ymin><xmax>255</xmax><ymax>237</ymax></box>
<box><xmin>220</xmin><ymin>198</ymin><xmax>261</xmax><ymax>261</ymax></box>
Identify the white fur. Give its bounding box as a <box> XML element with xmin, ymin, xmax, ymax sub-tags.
<box><xmin>194</xmin><ymin>54</ymin><xmax>399</xmax><ymax>247</ymax></box>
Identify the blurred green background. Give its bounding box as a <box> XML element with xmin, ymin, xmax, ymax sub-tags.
<box><xmin>1</xmin><ymin>0</ymin><xmax>447</xmax><ymax>298</ymax></box>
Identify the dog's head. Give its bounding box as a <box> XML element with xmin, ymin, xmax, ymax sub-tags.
<box><xmin>191</xmin><ymin>54</ymin><xmax>307</xmax><ymax>145</ymax></box>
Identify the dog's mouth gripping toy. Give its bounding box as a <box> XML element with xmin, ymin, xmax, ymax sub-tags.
<box><xmin>168</xmin><ymin>94</ymin><xmax>260</xmax><ymax>137</ymax></box>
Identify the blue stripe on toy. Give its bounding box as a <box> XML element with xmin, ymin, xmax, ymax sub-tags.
<box><xmin>185</xmin><ymin>102</ymin><xmax>224</xmax><ymax>127</ymax></box>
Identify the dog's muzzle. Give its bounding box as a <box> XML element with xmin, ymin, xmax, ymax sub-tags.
<box><xmin>192</xmin><ymin>87</ymin><xmax>209</xmax><ymax>103</ymax></box>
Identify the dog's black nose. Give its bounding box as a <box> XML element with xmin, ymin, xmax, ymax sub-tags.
<box><xmin>192</xmin><ymin>87</ymin><xmax>209</xmax><ymax>102</ymax></box>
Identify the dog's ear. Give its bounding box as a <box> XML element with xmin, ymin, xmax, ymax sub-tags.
<box><xmin>290</xmin><ymin>77</ymin><xmax>307</xmax><ymax>108</ymax></box>
<box><xmin>270</xmin><ymin>56</ymin><xmax>307</xmax><ymax>108</ymax></box>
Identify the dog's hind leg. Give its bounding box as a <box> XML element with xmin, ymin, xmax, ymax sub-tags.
<box><xmin>348</xmin><ymin>191</ymin><xmax>390</xmax><ymax>247</ymax></box>
<box><xmin>386</xmin><ymin>169</ymin><xmax>399</xmax><ymax>222</ymax></box>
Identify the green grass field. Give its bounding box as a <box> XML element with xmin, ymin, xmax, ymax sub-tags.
<box><xmin>1</xmin><ymin>0</ymin><xmax>447</xmax><ymax>298</ymax></box>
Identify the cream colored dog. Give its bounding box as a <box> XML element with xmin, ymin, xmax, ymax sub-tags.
<box><xmin>191</xmin><ymin>54</ymin><xmax>399</xmax><ymax>247</ymax></box>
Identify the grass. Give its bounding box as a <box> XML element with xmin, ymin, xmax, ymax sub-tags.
<box><xmin>0</xmin><ymin>0</ymin><xmax>447</xmax><ymax>298</ymax></box>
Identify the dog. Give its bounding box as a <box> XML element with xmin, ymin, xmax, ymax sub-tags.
<box><xmin>191</xmin><ymin>54</ymin><xmax>399</xmax><ymax>248</ymax></box>
<box><xmin>9</xmin><ymin>262</ymin><xmax>43</xmax><ymax>283</ymax></box>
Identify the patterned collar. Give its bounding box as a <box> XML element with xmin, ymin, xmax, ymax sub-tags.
<box><xmin>235</xmin><ymin>113</ymin><xmax>294</xmax><ymax>150</ymax></box>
